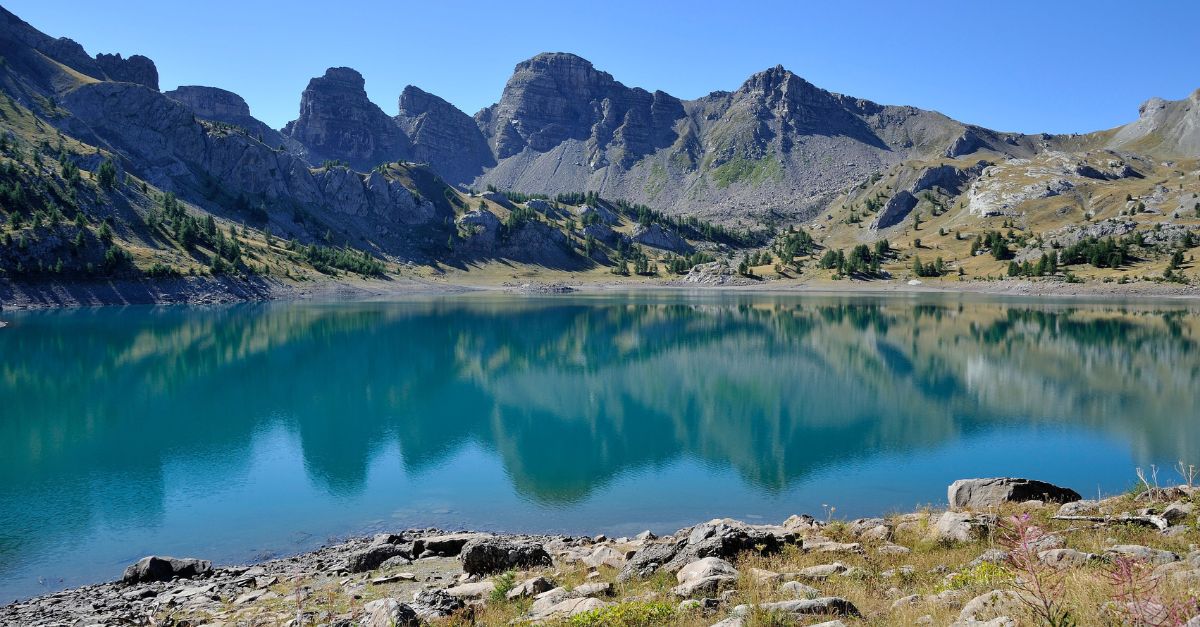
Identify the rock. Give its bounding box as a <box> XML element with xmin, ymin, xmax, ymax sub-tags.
<box><xmin>673</xmin><ymin>575</ymin><xmax>737</xmax><ymax>598</ymax></box>
<box><xmin>958</xmin><ymin>590</ymin><xmax>1027</xmax><ymax>624</ymax></box>
<box><xmin>1038</xmin><ymin>548</ymin><xmax>1099</xmax><ymax>567</ymax></box>
<box><xmin>805</xmin><ymin>540</ymin><xmax>864</xmax><ymax>555</ymax></box>
<box><xmin>631</xmin><ymin>223</ymin><xmax>693</xmax><ymax>253</ymax></box>
<box><xmin>347</xmin><ymin>544</ymin><xmax>411</xmax><ymax>573</ymax></box>
<box><xmin>506</xmin><ymin>576</ymin><xmax>554</xmax><ymax>600</ymax></box>
<box><xmin>1105</xmin><ymin>545</ymin><xmax>1181</xmax><ymax>566</ymax></box>
<box><xmin>573</xmin><ymin>581</ymin><xmax>613</xmax><ymax>597</ymax></box>
<box><xmin>948</xmin><ymin>478</ymin><xmax>1081</xmax><ymax>510</ymax></box>
<box><xmin>529</xmin><ymin>596</ymin><xmax>612</xmax><ymax>621</ymax></box>
<box><xmin>409</xmin><ymin>589</ymin><xmax>464</xmax><ymax>620</ymax></box>
<box><xmin>583</xmin><ymin>545</ymin><xmax>628</xmax><ymax>569</ymax></box>
<box><xmin>677</xmin><ymin>557</ymin><xmax>739</xmax><ymax>583</ymax></box>
<box><xmin>797</xmin><ymin>563</ymin><xmax>848</xmax><ymax>580</ymax></box>
<box><xmin>94</xmin><ymin>52</ymin><xmax>158</xmax><ymax>90</ymax></box>
<box><xmin>395</xmin><ymin>85</ymin><xmax>493</xmax><ymax>184</ymax></box>
<box><xmin>934</xmin><ymin>511</ymin><xmax>996</xmax><ymax>543</ymax></box>
<box><xmin>733</xmin><ymin>597</ymin><xmax>860</xmax><ymax>618</ymax></box>
<box><xmin>780</xmin><ymin>581</ymin><xmax>820</xmax><ymax>598</ymax></box>
<box><xmin>371</xmin><ymin>572</ymin><xmax>416</xmax><ymax>585</ymax></box>
<box><xmin>443</xmin><ymin>580</ymin><xmax>495</xmax><ymax>599</ymax></box>
<box><xmin>748</xmin><ymin>568</ymin><xmax>782</xmax><ymax>584</ymax></box>
<box><xmin>460</xmin><ymin>537</ymin><xmax>552</xmax><ymax>576</ymax></box>
<box><xmin>419</xmin><ymin>533</ymin><xmax>489</xmax><ymax>557</ymax></box>
<box><xmin>1163</xmin><ymin>501</ymin><xmax>1195</xmax><ymax>524</ymax></box>
<box><xmin>1056</xmin><ymin>500</ymin><xmax>1100</xmax><ymax>516</ymax></box>
<box><xmin>362</xmin><ymin>598</ymin><xmax>419</xmax><ymax>627</ymax></box>
<box><xmin>635</xmin><ymin>530</ymin><xmax>657</xmax><ymax>542</ymax></box>
<box><xmin>282</xmin><ymin>67</ymin><xmax>410</xmax><ymax>170</ymax></box>
<box><xmin>619</xmin><ymin>518</ymin><xmax>793</xmax><ymax>581</ymax></box>
<box><xmin>891</xmin><ymin>594</ymin><xmax>921</xmax><ymax>609</ymax></box>
<box><xmin>877</xmin><ymin>543</ymin><xmax>912</xmax><ymax>556</ymax></box>
<box><xmin>782</xmin><ymin>514</ymin><xmax>818</xmax><ymax>530</ymax></box>
<box><xmin>122</xmin><ymin>556</ymin><xmax>212</xmax><ymax>584</ymax></box>
<box><xmin>165</xmin><ymin>85</ymin><xmax>287</xmax><ymax>147</ymax></box>
<box><xmin>683</xmin><ymin>261</ymin><xmax>734</xmax><ymax>285</ymax></box>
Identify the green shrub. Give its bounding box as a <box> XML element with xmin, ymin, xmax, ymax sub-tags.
<box><xmin>566</xmin><ymin>601</ymin><xmax>676</xmax><ymax>627</ymax></box>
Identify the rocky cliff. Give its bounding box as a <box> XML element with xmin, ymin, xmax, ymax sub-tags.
<box><xmin>282</xmin><ymin>67</ymin><xmax>411</xmax><ymax>170</ymax></box>
<box><xmin>165</xmin><ymin>85</ymin><xmax>289</xmax><ymax>149</ymax></box>
<box><xmin>396</xmin><ymin>85</ymin><xmax>493</xmax><ymax>184</ymax></box>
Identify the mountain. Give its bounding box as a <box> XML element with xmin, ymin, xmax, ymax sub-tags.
<box><xmin>0</xmin><ymin>2</ymin><xmax>1197</xmax><ymax>303</ymax></box>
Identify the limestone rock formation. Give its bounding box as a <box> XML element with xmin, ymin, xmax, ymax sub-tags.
<box><xmin>396</xmin><ymin>85</ymin><xmax>493</xmax><ymax>184</ymax></box>
<box><xmin>94</xmin><ymin>52</ymin><xmax>158</xmax><ymax>90</ymax></box>
<box><xmin>165</xmin><ymin>85</ymin><xmax>288</xmax><ymax>148</ymax></box>
<box><xmin>283</xmin><ymin>67</ymin><xmax>411</xmax><ymax>169</ymax></box>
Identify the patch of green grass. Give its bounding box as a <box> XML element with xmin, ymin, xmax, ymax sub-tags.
<box><xmin>710</xmin><ymin>154</ymin><xmax>782</xmax><ymax>189</ymax></box>
<box><xmin>566</xmin><ymin>601</ymin><xmax>676</xmax><ymax>627</ymax></box>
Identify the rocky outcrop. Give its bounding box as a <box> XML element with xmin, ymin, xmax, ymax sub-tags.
<box><xmin>1109</xmin><ymin>89</ymin><xmax>1200</xmax><ymax>158</ymax></box>
<box><xmin>165</xmin><ymin>85</ymin><xmax>288</xmax><ymax>148</ymax></box>
<box><xmin>396</xmin><ymin>85</ymin><xmax>493</xmax><ymax>184</ymax></box>
<box><xmin>283</xmin><ymin>67</ymin><xmax>411</xmax><ymax>170</ymax></box>
<box><xmin>122</xmin><ymin>556</ymin><xmax>212</xmax><ymax>584</ymax></box>
<box><xmin>619</xmin><ymin>518</ymin><xmax>796</xmax><ymax>581</ymax></box>
<box><xmin>632</xmin><ymin>223</ymin><xmax>693</xmax><ymax>253</ymax></box>
<box><xmin>948</xmin><ymin>478</ymin><xmax>1082</xmax><ymax>510</ymax></box>
<box><xmin>476</xmin><ymin>52</ymin><xmax>684</xmax><ymax>166</ymax></box>
<box><xmin>94</xmin><ymin>53</ymin><xmax>158</xmax><ymax>90</ymax></box>
<box><xmin>459</xmin><ymin>538</ymin><xmax>552</xmax><ymax>576</ymax></box>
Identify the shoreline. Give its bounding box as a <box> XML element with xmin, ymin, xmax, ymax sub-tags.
<box><xmin>3</xmin><ymin>273</ymin><xmax>1200</xmax><ymax>311</ymax></box>
<box><xmin>3</xmin><ymin>477</ymin><xmax>1197</xmax><ymax>626</ymax></box>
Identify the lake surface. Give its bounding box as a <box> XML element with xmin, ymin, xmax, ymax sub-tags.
<box><xmin>2</xmin><ymin>292</ymin><xmax>1199</xmax><ymax>601</ymax></box>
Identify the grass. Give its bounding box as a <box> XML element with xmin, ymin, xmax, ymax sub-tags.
<box><xmin>710</xmin><ymin>154</ymin><xmax>783</xmax><ymax>189</ymax></box>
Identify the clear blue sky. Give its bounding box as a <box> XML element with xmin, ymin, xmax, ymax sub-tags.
<box><xmin>6</xmin><ymin>0</ymin><xmax>1198</xmax><ymax>134</ymax></box>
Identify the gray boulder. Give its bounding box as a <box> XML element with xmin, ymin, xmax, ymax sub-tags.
<box><xmin>619</xmin><ymin>518</ymin><xmax>795</xmax><ymax>581</ymax></box>
<box><xmin>363</xmin><ymin>598</ymin><xmax>419</xmax><ymax>627</ymax></box>
<box><xmin>460</xmin><ymin>538</ymin><xmax>552</xmax><ymax>576</ymax></box>
<box><xmin>122</xmin><ymin>556</ymin><xmax>212</xmax><ymax>584</ymax></box>
<box><xmin>948</xmin><ymin>478</ymin><xmax>1081</xmax><ymax>510</ymax></box>
<box><xmin>935</xmin><ymin>511</ymin><xmax>996</xmax><ymax>543</ymax></box>
<box><xmin>410</xmin><ymin>589</ymin><xmax>464</xmax><ymax>620</ymax></box>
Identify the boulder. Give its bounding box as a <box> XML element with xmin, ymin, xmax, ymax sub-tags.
<box><xmin>948</xmin><ymin>478</ymin><xmax>1081</xmax><ymax>510</ymax></box>
<box><xmin>506</xmin><ymin>576</ymin><xmax>554</xmax><ymax>600</ymax></box>
<box><xmin>781</xmin><ymin>581</ymin><xmax>820</xmax><ymax>598</ymax></box>
<box><xmin>619</xmin><ymin>518</ymin><xmax>794</xmax><ymax>581</ymax></box>
<box><xmin>583</xmin><ymin>544</ymin><xmax>628</xmax><ymax>569</ymax></box>
<box><xmin>797</xmin><ymin>563</ymin><xmax>848</xmax><ymax>580</ymax></box>
<box><xmin>443</xmin><ymin>581</ymin><xmax>495</xmax><ymax>600</ymax></box>
<box><xmin>578</xmin><ymin>204</ymin><xmax>620</xmax><ymax>225</ymax></box>
<box><xmin>363</xmin><ymin>598</ymin><xmax>419</xmax><ymax>627</ymax></box>
<box><xmin>122</xmin><ymin>556</ymin><xmax>212</xmax><ymax>585</ymax></box>
<box><xmin>1039</xmin><ymin>549</ymin><xmax>1099</xmax><ymax>567</ymax></box>
<box><xmin>958</xmin><ymin>590</ymin><xmax>1028</xmax><ymax>624</ymax></box>
<box><xmin>529</xmin><ymin>596</ymin><xmax>611</xmax><ymax>621</ymax></box>
<box><xmin>934</xmin><ymin>511</ymin><xmax>996</xmax><ymax>543</ymax></box>
<box><xmin>460</xmin><ymin>538</ymin><xmax>552</xmax><ymax>576</ymax></box>
<box><xmin>347</xmin><ymin>544</ymin><xmax>411</xmax><ymax>573</ymax></box>
<box><xmin>677</xmin><ymin>557</ymin><xmax>739</xmax><ymax>583</ymax></box>
<box><xmin>733</xmin><ymin>597</ymin><xmax>860</xmax><ymax>618</ymax></box>
<box><xmin>1163</xmin><ymin>501</ymin><xmax>1195</xmax><ymax>524</ymax></box>
<box><xmin>409</xmin><ymin>589</ymin><xmax>464</xmax><ymax>620</ymax></box>
<box><xmin>673</xmin><ymin>575</ymin><xmax>737</xmax><ymax>598</ymax></box>
<box><xmin>421</xmin><ymin>533</ymin><xmax>490</xmax><ymax>557</ymax></box>
<box><xmin>1105</xmin><ymin>545</ymin><xmax>1181</xmax><ymax>566</ymax></box>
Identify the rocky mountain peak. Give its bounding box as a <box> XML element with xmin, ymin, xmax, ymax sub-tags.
<box><xmin>94</xmin><ymin>52</ymin><xmax>158</xmax><ymax>90</ymax></box>
<box><xmin>396</xmin><ymin>85</ymin><xmax>493</xmax><ymax>184</ymax></box>
<box><xmin>283</xmin><ymin>66</ymin><xmax>410</xmax><ymax>169</ymax></box>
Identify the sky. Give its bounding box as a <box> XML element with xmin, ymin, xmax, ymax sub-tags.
<box><xmin>5</xmin><ymin>0</ymin><xmax>1198</xmax><ymax>134</ymax></box>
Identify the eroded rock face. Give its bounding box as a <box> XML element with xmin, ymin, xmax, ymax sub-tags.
<box><xmin>396</xmin><ymin>85</ymin><xmax>493</xmax><ymax>184</ymax></box>
<box><xmin>165</xmin><ymin>85</ymin><xmax>287</xmax><ymax>148</ymax></box>
<box><xmin>94</xmin><ymin>52</ymin><xmax>158</xmax><ymax>90</ymax></box>
<box><xmin>632</xmin><ymin>223</ymin><xmax>693</xmax><ymax>253</ymax></box>
<box><xmin>283</xmin><ymin>67</ymin><xmax>411</xmax><ymax>170</ymax></box>
<box><xmin>948</xmin><ymin>478</ymin><xmax>1081</xmax><ymax>510</ymax></box>
<box><xmin>476</xmin><ymin>52</ymin><xmax>684</xmax><ymax>166</ymax></box>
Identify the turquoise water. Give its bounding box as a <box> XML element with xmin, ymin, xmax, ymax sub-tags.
<box><xmin>1</xmin><ymin>292</ymin><xmax>1199</xmax><ymax>601</ymax></box>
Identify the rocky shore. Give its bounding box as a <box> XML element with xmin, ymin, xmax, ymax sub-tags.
<box><xmin>4</xmin><ymin>477</ymin><xmax>1199</xmax><ymax>626</ymax></box>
